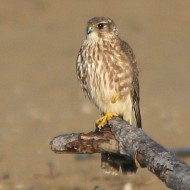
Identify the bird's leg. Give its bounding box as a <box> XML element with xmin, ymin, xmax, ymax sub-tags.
<box><xmin>96</xmin><ymin>94</ymin><xmax>120</xmax><ymax>129</ymax></box>
<box><xmin>111</xmin><ymin>94</ymin><xmax>119</xmax><ymax>104</ymax></box>
<box><xmin>96</xmin><ymin>112</ymin><xmax>118</xmax><ymax>129</ymax></box>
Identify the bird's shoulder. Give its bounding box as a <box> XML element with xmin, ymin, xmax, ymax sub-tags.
<box><xmin>118</xmin><ymin>39</ymin><xmax>136</xmax><ymax>64</ymax></box>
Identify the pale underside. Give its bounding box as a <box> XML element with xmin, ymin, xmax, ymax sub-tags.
<box><xmin>77</xmin><ymin>32</ymin><xmax>137</xmax><ymax>126</ymax></box>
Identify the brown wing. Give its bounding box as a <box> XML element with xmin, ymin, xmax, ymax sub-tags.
<box><xmin>120</xmin><ymin>39</ymin><xmax>142</xmax><ymax>128</ymax></box>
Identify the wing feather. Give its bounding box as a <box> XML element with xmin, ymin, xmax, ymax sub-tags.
<box><xmin>120</xmin><ymin>39</ymin><xmax>142</xmax><ymax>128</ymax></box>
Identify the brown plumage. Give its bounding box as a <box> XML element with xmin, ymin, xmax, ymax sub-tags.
<box><xmin>76</xmin><ymin>17</ymin><xmax>142</xmax><ymax>175</ymax></box>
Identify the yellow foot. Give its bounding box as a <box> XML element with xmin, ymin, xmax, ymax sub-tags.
<box><xmin>111</xmin><ymin>94</ymin><xmax>119</xmax><ymax>104</ymax></box>
<box><xmin>96</xmin><ymin>112</ymin><xmax>118</xmax><ymax>129</ymax></box>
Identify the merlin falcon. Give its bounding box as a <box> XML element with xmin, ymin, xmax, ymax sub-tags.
<box><xmin>76</xmin><ymin>17</ymin><xmax>142</xmax><ymax>175</ymax></box>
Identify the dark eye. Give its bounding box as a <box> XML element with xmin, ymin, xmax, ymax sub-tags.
<box><xmin>97</xmin><ymin>23</ymin><xmax>105</xmax><ymax>29</ymax></box>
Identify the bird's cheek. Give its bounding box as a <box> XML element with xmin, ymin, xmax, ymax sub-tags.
<box><xmin>99</xmin><ymin>31</ymin><xmax>107</xmax><ymax>38</ymax></box>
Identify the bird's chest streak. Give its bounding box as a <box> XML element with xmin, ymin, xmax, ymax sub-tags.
<box><xmin>83</xmin><ymin>43</ymin><xmax>130</xmax><ymax>114</ymax></box>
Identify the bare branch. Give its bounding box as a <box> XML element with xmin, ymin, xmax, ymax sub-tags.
<box><xmin>50</xmin><ymin>117</ymin><xmax>190</xmax><ymax>190</ymax></box>
<box><xmin>50</xmin><ymin>127</ymin><xmax>119</xmax><ymax>154</ymax></box>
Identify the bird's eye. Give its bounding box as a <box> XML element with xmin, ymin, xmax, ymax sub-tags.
<box><xmin>97</xmin><ymin>23</ymin><xmax>105</xmax><ymax>29</ymax></box>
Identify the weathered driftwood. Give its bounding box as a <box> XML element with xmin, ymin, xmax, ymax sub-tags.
<box><xmin>50</xmin><ymin>117</ymin><xmax>190</xmax><ymax>190</ymax></box>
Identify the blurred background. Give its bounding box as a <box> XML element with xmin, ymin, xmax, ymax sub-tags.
<box><xmin>0</xmin><ymin>0</ymin><xmax>190</xmax><ymax>189</ymax></box>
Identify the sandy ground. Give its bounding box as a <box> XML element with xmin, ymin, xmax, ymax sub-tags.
<box><xmin>0</xmin><ymin>1</ymin><xmax>190</xmax><ymax>189</ymax></box>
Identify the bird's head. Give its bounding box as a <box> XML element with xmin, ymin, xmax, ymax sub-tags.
<box><xmin>86</xmin><ymin>17</ymin><xmax>118</xmax><ymax>40</ymax></box>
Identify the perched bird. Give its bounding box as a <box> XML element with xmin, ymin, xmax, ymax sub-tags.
<box><xmin>76</xmin><ymin>17</ymin><xmax>142</xmax><ymax>175</ymax></box>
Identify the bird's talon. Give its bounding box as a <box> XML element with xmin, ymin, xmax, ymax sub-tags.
<box><xmin>111</xmin><ymin>95</ymin><xmax>119</xmax><ymax>103</ymax></box>
<box><xmin>96</xmin><ymin>112</ymin><xmax>118</xmax><ymax>129</ymax></box>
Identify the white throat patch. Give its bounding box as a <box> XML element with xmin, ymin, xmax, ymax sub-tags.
<box><xmin>87</xmin><ymin>32</ymin><xmax>99</xmax><ymax>41</ymax></box>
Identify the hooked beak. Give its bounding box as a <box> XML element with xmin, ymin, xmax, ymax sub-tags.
<box><xmin>87</xmin><ymin>26</ymin><xmax>93</xmax><ymax>35</ymax></box>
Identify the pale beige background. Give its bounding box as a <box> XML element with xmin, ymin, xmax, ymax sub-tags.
<box><xmin>0</xmin><ymin>1</ymin><xmax>190</xmax><ymax>189</ymax></box>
